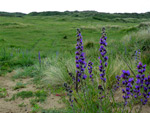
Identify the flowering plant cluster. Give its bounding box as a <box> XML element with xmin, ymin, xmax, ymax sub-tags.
<box><xmin>64</xmin><ymin>28</ymin><xmax>149</xmax><ymax>113</ymax></box>
<box><xmin>135</xmin><ymin>62</ymin><xmax>150</xmax><ymax>105</ymax></box>
<box><xmin>64</xmin><ymin>28</ymin><xmax>109</xmax><ymax>111</ymax></box>
<box><xmin>116</xmin><ymin>62</ymin><xmax>150</xmax><ymax>112</ymax></box>
<box><xmin>121</xmin><ymin>70</ymin><xmax>134</xmax><ymax>106</ymax></box>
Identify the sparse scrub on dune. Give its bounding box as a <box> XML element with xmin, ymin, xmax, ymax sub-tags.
<box><xmin>138</xmin><ymin>22</ymin><xmax>150</xmax><ymax>28</ymax></box>
<box><xmin>121</xmin><ymin>22</ymin><xmax>150</xmax><ymax>33</ymax></box>
<box><xmin>80</xmin><ymin>25</ymin><xmax>122</xmax><ymax>32</ymax></box>
<box><xmin>122</xmin><ymin>27</ymin><xmax>150</xmax><ymax>65</ymax></box>
<box><xmin>13</xmin><ymin>65</ymin><xmax>41</xmax><ymax>79</ymax></box>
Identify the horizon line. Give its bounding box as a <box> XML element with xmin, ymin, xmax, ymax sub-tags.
<box><xmin>1</xmin><ymin>10</ymin><xmax>150</xmax><ymax>14</ymax></box>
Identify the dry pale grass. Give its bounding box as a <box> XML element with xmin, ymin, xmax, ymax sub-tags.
<box><xmin>42</xmin><ymin>58</ymin><xmax>75</xmax><ymax>87</ymax></box>
<box><xmin>122</xmin><ymin>27</ymin><xmax>150</xmax><ymax>42</ymax></box>
<box><xmin>80</xmin><ymin>24</ymin><xmax>122</xmax><ymax>31</ymax></box>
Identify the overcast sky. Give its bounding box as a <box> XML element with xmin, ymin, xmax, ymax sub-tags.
<box><xmin>0</xmin><ymin>0</ymin><xmax>150</xmax><ymax>14</ymax></box>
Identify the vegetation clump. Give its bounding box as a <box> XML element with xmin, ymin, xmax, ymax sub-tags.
<box><xmin>64</xmin><ymin>28</ymin><xmax>150</xmax><ymax>113</ymax></box>
<box><xmin>0</xmin><ymin>88</ymin><xmax>7</xmax><ymax>98</ymax></box>
<box><xmin>13</xmin><ymin>82</ymin><xmax>26</xmax><ymax>90</ymax></box>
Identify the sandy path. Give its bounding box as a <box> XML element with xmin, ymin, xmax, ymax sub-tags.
<box><xmin>0</xmin><ymin>71</ymin><xmax>65</xmax><ymax>113</ymax></box>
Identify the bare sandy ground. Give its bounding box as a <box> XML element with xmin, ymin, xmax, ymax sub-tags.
<box><xmin>1</xmin><ymin>71</ymin><xmax>150</xmax><ymax>113</ymax></box>
<box><xmin>0</xmin><ymin>71</ymin><xmax>65</xmax><ymax>113</ymax></box>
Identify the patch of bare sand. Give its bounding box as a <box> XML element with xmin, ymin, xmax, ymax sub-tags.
<box><xmin>0</xmin><ymin>71</ymin><xmax>65</xmax><ymax>113</ymax></box>
<box><xmin>114</xmin><ymin>87</ymin><xmax>150</xmax><ymax>113</ymax></box>
<box><xmin>0</xmin><ymin>98</ymin><xmax>31</xmax><ymax>113</ymax></box>
<box><xmin>39</xmin><ymin>94</ymin><xmax>65</xmax><ymax>109</ymax></box>
<box><xmin>0</xmin><ymin>71</ymin><xmax>33</xmax><ymax>113</ymax></box>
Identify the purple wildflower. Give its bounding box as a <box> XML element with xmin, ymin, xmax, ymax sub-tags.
<box><xmin>120</xmin><ymin>69</ymin><xmax>134</xmax><ymax>106</ymax></box>
<box><xmin>132</xmin><ymin>62</ymin><xmax>150</xmax><ymax>107</ymax></box>
<box><xmin>38</xmin><ymin>51</ymin><xmax>41</xmax><ymax>67</ymax></box>
<box><xmin>75</xmin><ymin>29</ymin><xmax>87</xmax><ymax>92</ymax></box>
<box><xmin>88</xmin><ymin>61</ymin><xmax>94</xmax><ymax>81</ymax></box>
<box><xmin>83</xmin><ymin>74</ymin><xmax>87</xmax><ymax>80</ymax></box>
<box><xmin>99</xmin><ymin>27</ymin><xmax>108</xmax><ymax>83</ymax></box>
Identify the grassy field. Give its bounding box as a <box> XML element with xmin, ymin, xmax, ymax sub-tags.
<box><xmin>0</xmin><ymin>14</ymin><xmax>150</xmax><ymax>112</ymax></box>
<box><xmin>1</xmin><ymin>15</ymin><xmax>149</xmax><ymax>73</ymax></box>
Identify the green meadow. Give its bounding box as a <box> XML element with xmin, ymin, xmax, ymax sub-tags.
<box><xmin>0</xmin><ymin>12</ymin><xmax>150</xmax><ymax>112</ymax></box>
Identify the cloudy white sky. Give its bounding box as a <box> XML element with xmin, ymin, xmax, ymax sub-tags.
<box><xmin>0</xmin><ymin>0</ymin><xmax>150</xmax><ymax>14</ymax></box>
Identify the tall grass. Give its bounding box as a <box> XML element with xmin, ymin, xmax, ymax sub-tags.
<box><xmin>122</xmin><ymin>27</ymin><xmax>150</xmax><ymax>66</ymax></box>
<box><xmin>0</xmin><ymin>47</ymin><xmax>35</xmax><ymax>76</ymax></box>
<box><xmin>41</xmin><ymin>57</ymin><xmax>76</xmax><ymax>87</ymax></box>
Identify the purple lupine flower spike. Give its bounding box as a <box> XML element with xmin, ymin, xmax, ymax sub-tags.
<box><xmin>38</xmin><ymin>51</ymin><xmax>41</xmax><ymax>67</ymax></box>
<box><xmin>88</xmin><ymin>61</ymin><xmax>94</xmax><ymax>82</ymax></box>
<box><xmin>120</xmin><ymin>70</ymin><xmax>133</xmax><ymax>106</ymax></box>
<box><xmin>75</xmin><ymin>29</ymin><xmax>87</xmax><ymax>92</ymax></box>
<box><xmin>133</xmin><ymin>62</ymin><xmax>149</xmax><ymax>106</ymax></box>
<box><xmin>99</xmin><ymin>27</ymin><xmax>108</xmax><ymax>83</ymax></box>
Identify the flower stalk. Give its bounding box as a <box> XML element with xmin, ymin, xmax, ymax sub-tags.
<box><xmin>75</xmin><ymin>29</ymin><xmax>87</xmax><ymax>92</ymax></box>
<box><xmin>99</xmin><ymin>27</ymin><xmax>108</xmax><ymax>88</ymax></box>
